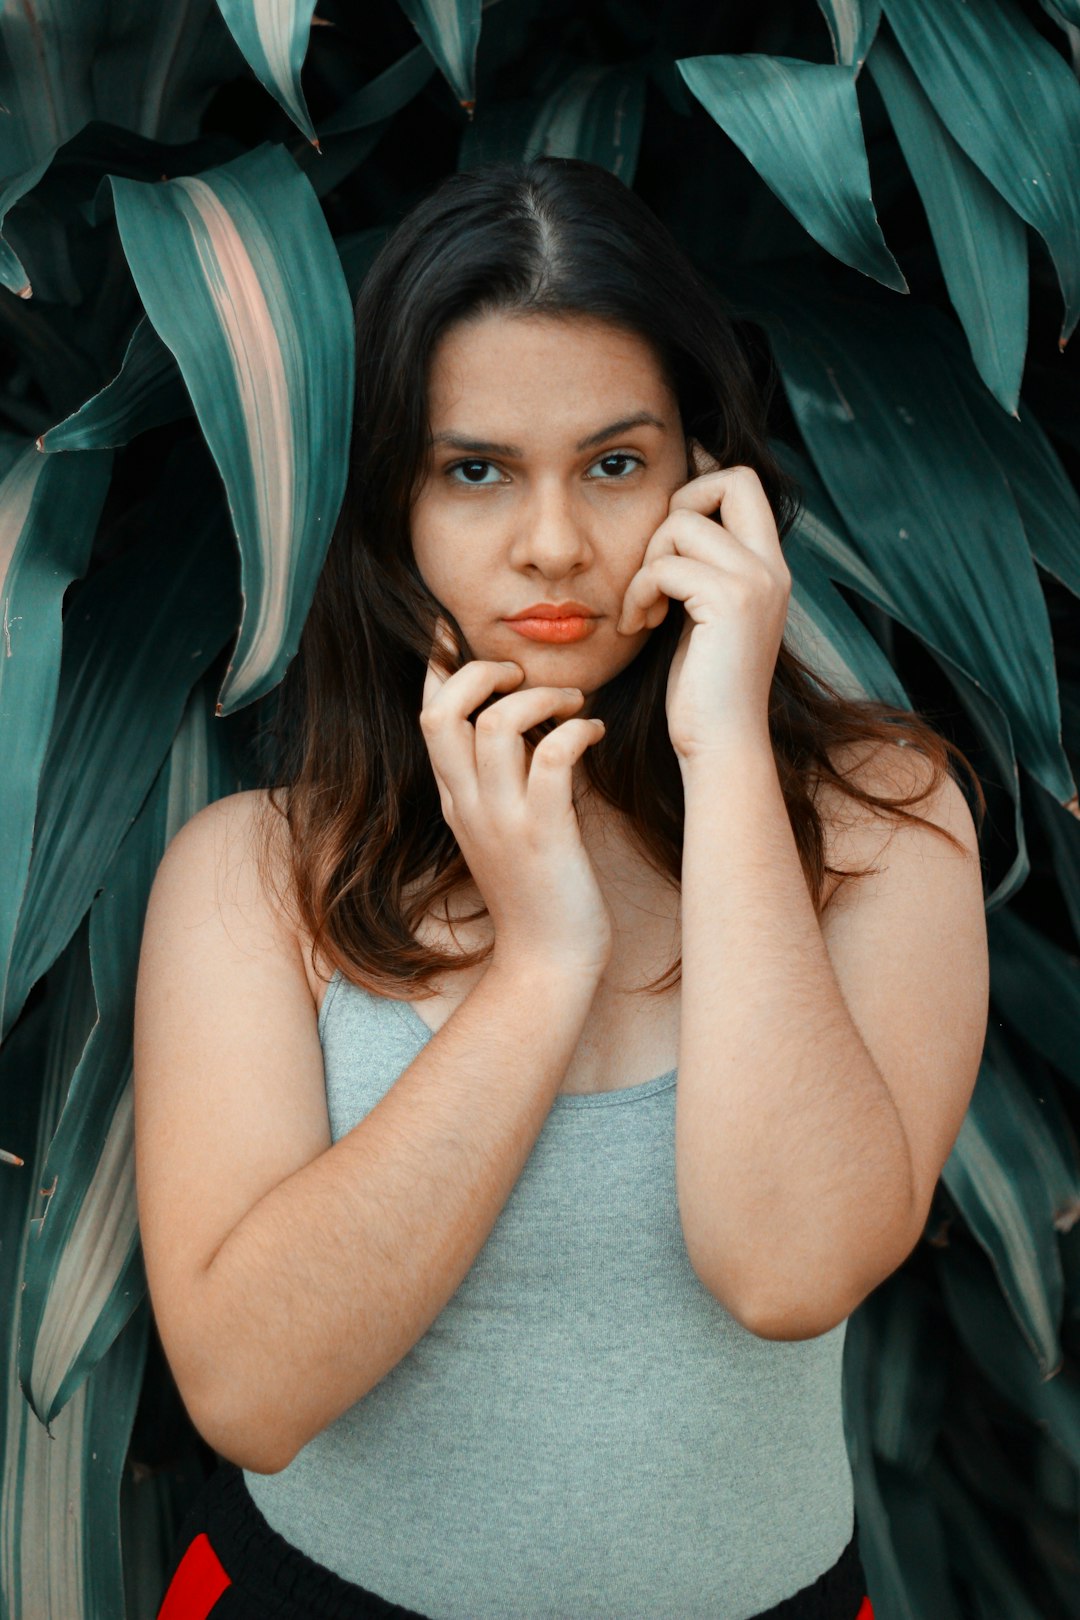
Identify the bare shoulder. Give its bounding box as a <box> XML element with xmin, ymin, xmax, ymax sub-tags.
<box><xmin>813</xmin><ymin>736</ymin><xmax>980</xmax><ymax>910</ymax></box>
<box><xmin>156</xmin><ymin>787</ymin><xmax>294</xmax><ymax>929</ymax></box>
<box><xmin>134</xmin><ymin>787</ymin><xmax>336</xmax><ymax>1419</ymax></box>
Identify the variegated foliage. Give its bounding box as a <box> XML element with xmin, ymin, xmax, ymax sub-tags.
<box><xmin>1</xmin><ymin>0</ymin><xmax>1078</xmax><ymax>1615</ymax></box>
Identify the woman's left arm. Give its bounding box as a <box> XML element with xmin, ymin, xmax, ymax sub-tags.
<box><xmin>617</xmin><ymin>455</ymin><xmax>989</xmax><ymax>1341</ymax></box>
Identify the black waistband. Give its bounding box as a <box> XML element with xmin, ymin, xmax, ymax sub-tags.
<box><xmin>161</xmin><ymin>1459</ymin><xmax>869</xmax><ymax>1619</ymax></box>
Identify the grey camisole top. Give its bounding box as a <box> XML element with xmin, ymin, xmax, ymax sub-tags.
<box><xmin>244</xmin><ymin>969</ymin><xmax>855</xmax><ymax>1619</ymax></box>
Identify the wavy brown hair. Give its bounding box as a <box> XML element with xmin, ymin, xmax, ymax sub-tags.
<box><xmin>254</xmin><ymin>156</ymin><xmax>986</xmax><ymax>1002</ymax></box>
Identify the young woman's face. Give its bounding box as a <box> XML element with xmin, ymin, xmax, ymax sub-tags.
<box><xmin>410</xmin><ymin>310</ymin><xmax>691</xmax><ymax>706</ymax></box>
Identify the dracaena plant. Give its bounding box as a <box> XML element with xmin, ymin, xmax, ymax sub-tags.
<box><xmin>0</xmin><ymin>1</ymin><xmax>1078</xmax><ymax>1616</ymax></box>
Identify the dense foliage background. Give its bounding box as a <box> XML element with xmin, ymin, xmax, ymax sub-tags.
<box><xmin>1</xmin><ymin>0</ymin><xmax>1079</xmax><ymax>1614</ymax></box>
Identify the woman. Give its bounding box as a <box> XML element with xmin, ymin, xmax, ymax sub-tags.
<box><xmin>137</xmin><ymin>156</ymin><xmax>989</xmax><ymax>1619</ymax></box>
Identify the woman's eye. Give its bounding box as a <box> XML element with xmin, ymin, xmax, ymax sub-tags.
<box><xmin>587</xmin><ymin>452</ymin><xmax>643</xmax><ymax>479</ymax></box>
<box><xmin>447</xmin><ymin>459</ymin><xmax>504</xmax><ymax>485</ymax></box>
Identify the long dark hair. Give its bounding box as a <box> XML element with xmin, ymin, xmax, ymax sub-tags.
<box><xmin>255</xmin><ymin>156</ymin><xmax>985</xmax><ymax>1000</ymax></box>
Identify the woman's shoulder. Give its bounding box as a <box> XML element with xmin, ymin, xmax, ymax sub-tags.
<box><xmin>813</xmin><ymin>736</ymin><xmax>977</xmax><ymax>902</ymax></box>
<box><xmin>161</xmin><ymin>788</ymin><xmax>335</xmax><ymax>1010</ymax></box>
<box><xmin>161</xmin><ymin>788</ymin><xmax>302</xmax><ymax>947</ymax></box>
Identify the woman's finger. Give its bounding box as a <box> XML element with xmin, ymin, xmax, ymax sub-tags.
<box><xmin>668</xmin><ymin>463</ymin><xmax>781</xmax><ymax>568</ymax></box>
<box><xmin>525</xmin><ymin>716</ymin><xmax>607</xmax><ymax>822</ymax></box>
<box><xmin>421</xmin><ymin>655</ymin><xmax>523</xmax><ymax>809</ymax></box>
<box><xmin>473</xmin><ymin>685</ymin><xmax>588</xmax><ymax>804</ymax></box>
<box><xmin>620</xmin><ymin>552</ymin><xmax>739</xmax><ymax>630</ymax></box>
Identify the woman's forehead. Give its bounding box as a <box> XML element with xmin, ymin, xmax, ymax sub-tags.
<box><xmin>426</xmin><ymin>310</ymin><xmax>677</xmax><ymax>428</ymax></box>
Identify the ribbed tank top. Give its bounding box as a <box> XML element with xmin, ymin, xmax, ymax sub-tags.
<box><xmin>244</xmin><ymin>969</ymin><xmax>855</xmax><ymax>1619</ymax></box>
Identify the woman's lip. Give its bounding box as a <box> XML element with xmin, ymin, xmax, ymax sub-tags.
<box><xmin>505</xmin><ymin>616</ymin><xmax>599</xmax><ymax>643</ymax></box>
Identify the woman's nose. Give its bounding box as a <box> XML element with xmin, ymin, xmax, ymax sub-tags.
<box><xmin>507</xmin><ymin>479</ymin><xmax>594</xmax><ymax>575</ymax></box>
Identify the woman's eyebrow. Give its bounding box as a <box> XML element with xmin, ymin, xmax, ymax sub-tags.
<box><xmin>431</xmin><ymin>412</ymin><xmax>668</xmax><ymax>459</ymax></box>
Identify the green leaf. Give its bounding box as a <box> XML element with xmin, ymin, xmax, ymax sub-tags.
<box><xmin>0</xmin><ymin>930</ymin><xmax>150</xmax><ymax>1620</ymax></box>
<box><xmin>2</xmin><ymin>439</ymin><xmax>240</xmax><ymax>1042</ymax></box>
<box><xmin>109</xmin><ymin>142</ymin><xmax>354</xmax><ymax>715</ymax></box>
<box><xmin>944</xmin><ymin>349</ymin><xmax>1080</xmax><ymax>608</ymax></box>
<box><xmin>295</xmin><ymin>45</ymin><xmax>437</xmax><ymax>199</ymax></box>
<box><xmin>881</xmin><ymin>0</ymin><xmax>1080</xmax><ymax>346</ymax></box>
<box><xmin>319</xmin><ymin>43</ymin><xmax>437</xmax><ymax>135</ymax></box>
<box><xmin>940</xmin><ymin>1023</ymin><xmax>1080</xmax><ymax>1378</ymax></box>
<box><xmin>861</xmin><ymin>1275</ymin><xmax>945</xmax><ymax>1475</ymax></box>
<box><xmin>867</xmin><ymin>29</ymin><xmax>1028</xmax><ymax>413</ymax></box>
<box><xmin>0</xmin><ymin>4</ymin><xmax>241</xmax><ymax>298</ymax></box>
<box><xmin>397</xmin><ymin>0</ymin><xmax>483</xmax><ymax>111</ymax></box>
<box><xmin>18</xmin><ymin>676</ymin><xmax>238</xmax><ymax>1426</ymax></box>
<box><xmin>776</xmin><ymin>442</ymin><xmax>1028</xmax><ymax>910</ymax></box>
<box><xmin>676</xmin><ymin>55</ymin><xmax>907</xmax><ymax>292</ymax></box>
<box><xmin>746</xmin><ymin>276</ymin><xmax>1076</xmax><ymax>811</ymax></box>
<box><xmin>987</xmin><ymin>908</ymin><xmax>1080</xmax><ymax>1093</ymax></box>
<box><xmin>816</xmin><ymin>0</ymin><xmax>884</xmax><ymax>71</ymax></box>
<box><xmin>523</xmin><ymin>65</ymin><xmax>646</xmax><ymax>183</ymax></box>
<box><xmin>38</xmin><ymin>317</ymin><xmax>192</xmax><ymax>452</ymax></box>
<box><xmin>841</xmin><ymin>1305</ymin><xmax>921</xmax><ymax>1620</ymax></box>
<box><xmin>937</xmin><ymin>1238</ymin><xmax>1080</xmax><ymax>1473</ymax></box>
<box><xmin>0</xmin><ymin>444</ymin><xmax>112</xmax><ymax>1039</ymax></box>
<box><xmin>215</xmin><ymin>0</ymin><xmax>319</xmax><ymax>143</ymax></box>
<box><xmin>784</xmin><ymin>532</ymin><xmax>912</xmax><ymax>707</ymax></box>
<box><xmin>460</xmin><ymin>64</ymin><xmax>647</xmax><ymax>182</ymax></box>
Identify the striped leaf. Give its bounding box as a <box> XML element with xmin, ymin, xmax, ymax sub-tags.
<box><xmin>784</xmin><ymin>533</ymin><xmax>911</xmax><ymax>707</ymax></box>
<box><xmin>0</xmin><ymin>445</ymin><xmax>112</xmax><ymax>1039</ymax></box>
<box><xmin>1</xmin><ymin>440</ymin><xmax>240</xmax><ymax>1042</ymax></box>
<box><xmin>815</xmin><ymin>0</ymin><xmax>883</xmax><ymax>71</ymax></box>
<box><xmin>215</xmin><ymin>0</ymin><xmax>319</xmax><ymax>144</ymax></box>
<box><xmin>867</xmin><ymin>29</ymin><xmax>1028</xmax><ymax>414</ymax></box>
<box><xmin>749</xmin><ymin>277</ymin><xmax>1076</xmax><ymax>810</ymax></box>
<box><xmin>459</xmin><ymin>65</ymin><xmax>647</xmax><ymax>182</ymax></box>
<box><xmin>397</xmin><ymin>0</ymin><xmax>482</xmax><ymax>111</ymax></box>
<box><xmin>882</xmin><ymin>0</ymin><xmax>1080</xmax><ymax>346</ymax></box>
<box><xmin>940</xmin><ymin>1023</ymin><xmax>1080</xmax><ymax>1377</ymax></box>
<box><xmin>38</xmin><ymin>317</ymin><xmax>192</xmax><ymax>452</ymax></box>
<box><xmin>0</xmin><ymin>934</ymin><xmax>151</xmax><ymax>1620</ymax></box>
<box><xmin>109</xmin><ymin>142</ymin><xmax>354</xmax><ymax>715</ymax></box>
<box><xmin>676</xmin><ymin>55</ymin><xmax>907</xmax><ymax>291</ymax></box>
<box><xmin>777</xmin><ymin>443</ymin><xmax>1029</xmax><ymax>908</ymax></box>
<box><xmin>18</xmin><ymin>677</ymin><xmax>239</xmax><ymax>1426</ymax></box>
<box><xmin>0</xmin><ymin>0</ymin><xmax>238</xmax><ymax>299</ymax></box>
<box><xmin>523</xmin><ymin>65</ymin><xmax>646</xmax><ymax>183</ymax></box>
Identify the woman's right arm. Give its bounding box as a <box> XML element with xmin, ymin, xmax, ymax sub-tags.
<box><xmin>134</xmin><ymin>790</ymin><xmax>604</xmax><ymax>1477</ymax></box>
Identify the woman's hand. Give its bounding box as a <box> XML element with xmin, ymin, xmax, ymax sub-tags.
<box><xmin>421</xmin><ymin>619</ymin><xmax>614</xmax><ymax>975</ymax></box>
<box><xmin>616</xmin><ymin>443</ymin><xmax>791</xmax><ymax>764</ymax></box>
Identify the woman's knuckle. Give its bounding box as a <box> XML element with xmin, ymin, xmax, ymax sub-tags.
<box><xmin>475</xmin><ymin>707</ymin><xmax>506</xmax><ymax>736</ymax></box>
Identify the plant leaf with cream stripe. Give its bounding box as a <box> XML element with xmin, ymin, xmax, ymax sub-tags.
<box><xmin>109</xmin><ymin>142</ymin><xmax>354</xmax><ymax>716</ymax></box>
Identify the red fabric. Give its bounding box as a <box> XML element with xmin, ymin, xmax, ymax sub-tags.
<box><xmin>856</xmin><ymin>1599</ymin><xmax>875</xmax><ymax>1620</ymax></box>
<box><xmin>157</xmin><ymin>1532</ymin><xmax>232</xmax><ymax>1620</ymax></box>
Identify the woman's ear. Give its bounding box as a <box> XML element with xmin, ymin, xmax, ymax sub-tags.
<box><xmin>687</xmin><ymin>438</ymin><xmax>722</xmax><ymax>478</ymax></box>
